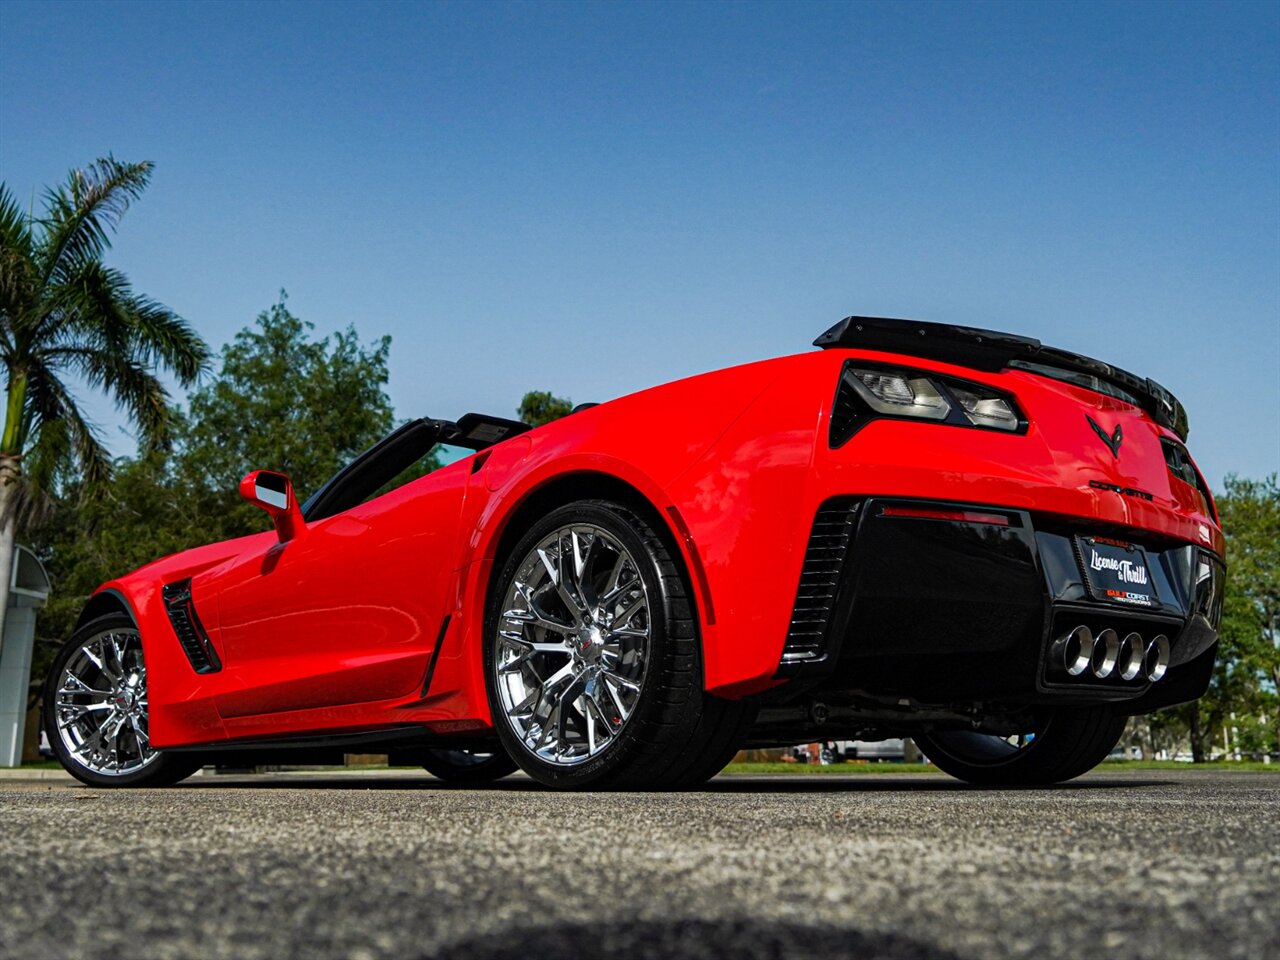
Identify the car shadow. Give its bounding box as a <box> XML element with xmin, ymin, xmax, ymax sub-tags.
<box><xmin>426</xmin><ymin>916</ymin><xmax>961</xmax><ymax>960</ymax></box>
<box><xmin>169</xmin><ymin>771</ymin><xmax>1170</xmax><ymax>793</ymax></box>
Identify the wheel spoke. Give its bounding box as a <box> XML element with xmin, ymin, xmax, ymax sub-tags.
<box><xmin>611</xmin><ymin>593</ymin><xmax>646</xmax><ymax>628</ymax></box>
<box><xmin>503</xmin><ymin>601</ymin><xmax>575</xmax><ymax>636</ymax></box>
<box><xmin>61</xmin><ymin>674</ymin><xmax>112</xmax><ymax>698</ymax></box>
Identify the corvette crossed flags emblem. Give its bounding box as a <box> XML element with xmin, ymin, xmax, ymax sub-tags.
<box><xmin>1087</xmin><ymin>416</ymin><xmax>1123</xmax><ymax>458</ymax></box>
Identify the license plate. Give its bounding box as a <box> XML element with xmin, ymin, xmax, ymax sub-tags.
<box><xmin>1077</xmin><ymin>536</ymin><xmax>1158</xmax><ymax>608</ymax></box>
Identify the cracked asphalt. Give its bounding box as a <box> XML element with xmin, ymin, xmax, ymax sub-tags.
<box><xmin>0</xmin><ymin>769</ymin><xmax>1276</xmax><ymax>960</ymax></box>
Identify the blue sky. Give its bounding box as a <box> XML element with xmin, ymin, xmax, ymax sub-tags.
<box><xmin>2</xmin><ymin>0</ymin><xmax>1277</xmax><ymax>488</ymax></box>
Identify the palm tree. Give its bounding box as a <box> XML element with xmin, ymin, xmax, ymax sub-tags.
<box><xmin>0</xmin><ymin>157</ymin><xmax>209</xmax><ymax>655</ymax></box>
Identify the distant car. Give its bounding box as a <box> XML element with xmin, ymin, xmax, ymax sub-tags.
<box><xmin>45</xmin><ymin>316</ymin><xmax>1224</xmax><ymax>789</ymax></box>
<box><xmin>853</xmin><ymin>739</ymin><xmax>908</xmax><ymax>762</ymax></box>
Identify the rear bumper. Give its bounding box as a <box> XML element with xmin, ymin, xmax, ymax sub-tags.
<box><xmin>775</xmin><ymin>496</ymin><xmax>1222</xmax><ymax>714</ymax></box>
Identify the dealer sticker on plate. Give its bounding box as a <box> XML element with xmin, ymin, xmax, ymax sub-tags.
<box><xmin>1077</xmin><ymin>536</ymin><xmax>1158</xmax><ymax>608</ymax></box>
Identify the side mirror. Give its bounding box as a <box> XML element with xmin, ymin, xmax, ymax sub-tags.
<box><xmin>239</xmin><ymin>470</ymin><xmax>305</xmax><ymax>542</ymax></box>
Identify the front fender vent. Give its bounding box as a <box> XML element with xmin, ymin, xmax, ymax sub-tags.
<box><xmin>162</xmin><ymin>578</ymin><xmax>222</xmax><ymax>673</ymax></box>
<box><xmin>778</xmin><ymin>498</ymin><xmax>860</xmax><ymax>672</ymax></box>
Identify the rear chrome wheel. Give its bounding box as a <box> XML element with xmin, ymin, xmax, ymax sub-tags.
<box><xmin>916</xmin><ymin>707</ymin><xmax>1127</xmax><ymax>786</ymax></box>
<box><xmin>485</xmin><ymin>500</ymin><xmax>754</xmax><ymax>790</ymax></box>
<box><xmin>493</xmin><ymin>523</ymin><xmax>650</xmax><ymax>766</ymax></box>
<box><xmin>44</xmin><ymin>614</ymin><xmax>200</xmax><ymax>788</ymax></box>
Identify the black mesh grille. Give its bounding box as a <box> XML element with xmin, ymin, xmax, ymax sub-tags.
<box><xmin>162</xmin><ymin>578</ymin><xmax>222</xmax><ymax>673</ymax></box>
<box><xmin>780</xmin><ymin>498</ymin><xmax>860</xmax><ymax>666</ymax></box>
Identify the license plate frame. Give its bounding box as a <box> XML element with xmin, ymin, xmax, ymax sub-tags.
<box><xmin>1077</xmin><ymin>536</ymin><xmax>1159</xmax><ymax>608</ymax></box>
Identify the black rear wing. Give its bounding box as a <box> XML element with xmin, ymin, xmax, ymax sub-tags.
<box><xmin>815</xmin><ymin>315</ymin><xmax>1189</xmax><ymax>439</ymax></box>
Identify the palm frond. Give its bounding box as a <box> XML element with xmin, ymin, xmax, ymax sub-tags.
<box><xmin>22</xmin><ymin>357</ymin><xmax>111</xmax><ymax>490</ymax></box>
<box><xmin>47</xmin><ymin>259</ymin><xmax>209</xmax><ymax>387</ymax></box>
<box><xmin>45</xmin><ymin>344</ymin><xmax>173</xmax><ymax>451</ymax></box>
<box><xmin>37</xmin><ymin>156</ymin><xmax>153</xmax><ymax>287</ymax></box>
<box><xmin>0</xmin><ymin>183</ymin><xmax>37</xmax><ymax>355</ymax></box>
<box><xmin>121</xmin><ymin>294</ymin><xmax>209</xmax><ymax>385</ymax></box>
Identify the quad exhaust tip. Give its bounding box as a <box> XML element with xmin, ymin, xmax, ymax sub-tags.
<box><xmin>1090</xmin><ymin>628</ymin><xmax>1120</xmax><ymax>679</ymax></box>
<box><xmin>1119</xmin><ymin>632</ymin><xmax>1145</xmax><ymax>681</ymax></box>
<box><xmin>1060</xmin><ymin>625</ymin><xmax>1093</xmax><ymax>676</ymax></box>
<box><xmin>1057</xmin><ymin>626</ymin><xmax>1169</xmax><ymax>683</ymax></box>
<box><xmin>1145</xmin><ymin>634</ymin><xmax>1170</xmax><ymax>682</ymax></box>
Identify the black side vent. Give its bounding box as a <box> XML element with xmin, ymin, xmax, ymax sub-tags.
<box><xmin>829</xmin><ymin>369</ymin><xmax>861</xmax><ymax>448</ymax></box>
<box><xmin>162</xmin><ymin>578</ymin><xmax>222</xmax><ymax>673</ymax></box>
<box><xmin>779</xmin><ymin>498</ymin><xmax>860</xmax><ymax>672</ymax></box>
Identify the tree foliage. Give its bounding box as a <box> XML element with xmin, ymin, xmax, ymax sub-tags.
<box><xmin>1166</xmin><ymin>473</ymin><xmax>1279</xmax><ymax>760</ymax></box>
<box><xmin>178</xmin><ymin>294</ymin><xmax>396</xmax><ymax>539</ymax></box>
<box><xmin>518</xmin><ymin>390</ymin><xmax>574</xmax><ymax>427</ymax></box>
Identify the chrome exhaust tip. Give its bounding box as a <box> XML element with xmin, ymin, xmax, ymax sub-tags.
<box><xmin>1058</xmin><ymin>625</ymin><xmax>1093</xmax><ymax>677</ymax></box>
<box><xmin>1118</xmin><ymin>632</ymin><xmax>1145</xmax><ymax>681</ymax></box>
<box><xmin>1144</xmin><ymin>635</ymin><xmax>1170</xmax><ymax>682</ymax></box>
<box><xmin>1090</xmin><ymin>628</ymin><xmax>1120</xmax><ymax>679</ymax></box>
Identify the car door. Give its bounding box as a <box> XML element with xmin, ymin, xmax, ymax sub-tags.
<box><xmin>205</xmin><ymin>461</ymin><xmax>469</xmax><ymax>719</ymax></box>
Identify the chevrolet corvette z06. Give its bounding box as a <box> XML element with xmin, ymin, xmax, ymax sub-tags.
<box><xmin>45</xmin><ymin>316</ymin><xmax>1223</xmax><ymax>789</ymax></box>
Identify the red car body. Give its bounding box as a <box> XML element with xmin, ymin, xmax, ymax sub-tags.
<box><xmin>73</xmin><ymin>317</ymin><xmax>1224</xmax><ymax>762</ymax></box>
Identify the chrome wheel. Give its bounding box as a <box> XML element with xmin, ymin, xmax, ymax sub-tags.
<box><xmin>494</xmin><ymin>524</ymin><xmax>650</xmax><ymax>765</ymax></box>
<box><xmin>52</xmin><ymin>628</ymin><xmax>158</xmax><ymax>777</ymax></box>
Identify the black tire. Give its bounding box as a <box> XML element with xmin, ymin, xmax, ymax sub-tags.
<box><xmin>420</xmin><ymin>747</ymin><xmax>518</xmax><ymax>784</ymax></box>
<box><xmin>915</xmin><ymin>707</ymin><xmax>1127</xmax><ymax>786</ymax></box>
<box><xmin>44</xmin><ymin>614</ymin><xmax>203</xmax><ymax>788</ymax></box>
<box><xmin>484</xmin><ymin>499</ymin><xmax>753</xmax><ymax>790</ymax></box>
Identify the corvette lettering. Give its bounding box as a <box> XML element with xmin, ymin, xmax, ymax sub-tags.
<box><xmin>1088</xmin><ymin>479</ymin><xmax>1154</xmax><ymax>501</ymax></box>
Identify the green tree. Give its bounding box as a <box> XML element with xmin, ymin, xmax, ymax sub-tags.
<box><xmin>1176</xmin><ymin>473</ymin><xmax>1279</xmax><ymax>760</ymax></box>
<box><xmin>178</xmin><ymin>294</ymin><xmax>397</xmax><ymax>538</ymax></box>
<box><xmin>0</xmin><ymin>157</ymin><xmax>208</xmax><ymax>657</ymax></box>
<box><xmin>518</xmin><ymin>390</ymin><xmax>574</xmax><ymax>427</ymax></box>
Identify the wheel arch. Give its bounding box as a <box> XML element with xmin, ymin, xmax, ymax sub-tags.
<box><xmin>75</xmin><ymin>589</ymin><xmax>137</xmax><ymax>630</ymax></box>
<box><xmin>483</xmin><ymin>470</ymin><xmax>709</xmax><ymax>626</ymax></box>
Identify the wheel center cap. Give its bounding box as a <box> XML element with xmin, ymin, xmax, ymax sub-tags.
<box><xmin>573</xmin><ymin>625</ymin><xmax>605</xmax><ymax>661</ymax></box>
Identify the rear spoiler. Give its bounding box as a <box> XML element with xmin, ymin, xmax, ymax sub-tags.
<box><xmin>815</xmin><ymin>315</ymin><xmax>1189</xmax><ymax>440</ymax></box>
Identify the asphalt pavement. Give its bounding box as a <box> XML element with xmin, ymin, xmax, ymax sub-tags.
<box><xmin>0</xmin><ymin>769</ymin><xmax>1276</xmax><ymax>960</ymax></box>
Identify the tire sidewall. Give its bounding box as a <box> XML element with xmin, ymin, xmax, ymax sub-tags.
<box><xmin>918</xmin><ymin>707</ymin><xmax>1125</xmax><ymax>786</ymax></box>
<box><xmin>420</xmin><ymin>748</ymin><xmax>518</xmax><ymax>784</ymax></box>
<box><xmin>483</xmin><ymin>500</ymin><xmax>680</xmax><ymax>788</ymax></box>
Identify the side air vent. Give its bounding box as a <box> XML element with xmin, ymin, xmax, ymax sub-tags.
<box><xmin>829</xmin><ymin>370</ymin><xmax>861</xmax><ymax>447</ymax></box>
<box><xmin>779</xmin><ymin>498</ymin><xmax>860</xmax><ymax>671</ymax></box>
<box><xmin>162</xmin><ymin>578</ymin><xmax>222</xmax><ymax>673</ymax></box>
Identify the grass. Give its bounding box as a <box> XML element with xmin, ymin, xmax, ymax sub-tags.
<box><xmin>723</xmin><ymin>761</ymin><xmax>942</xmax><ymax>775</ymax></box>
<box><xmin>1098</xmin><ymin>759</ymin><xmax>1280</xmax><ymax>773</ymax></box>
<box><xmin>719</xmin><ymin>758</ymin><xmax>1280</xmax><ymax>775</ymax></box>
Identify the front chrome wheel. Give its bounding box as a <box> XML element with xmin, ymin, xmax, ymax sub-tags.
<box><xmin>52</xmin><ymin>627</ymin><xmax>159</xmax><ymax>778</ymax></box>
<box><xmin>493</xmin><ymin>523</ymin><xmax>650</xmax><ymax>766</ymax></box>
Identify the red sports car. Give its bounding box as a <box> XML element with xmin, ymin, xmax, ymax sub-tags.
<box><xmin>45</xmin><ymin>316</ymin><xmax>1224</xmax><ymax>789</ymax></box>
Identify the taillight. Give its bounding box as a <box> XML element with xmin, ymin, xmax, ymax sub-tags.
<box><xmin>829</xmin><ymin>361</ymin><xmax>1026</xmax><ymax>447</ymax></box>
<box><xmin>1161</xmin><ymin>438</ymin><xmax>1218</xmax><ymax>522</ymax></box>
